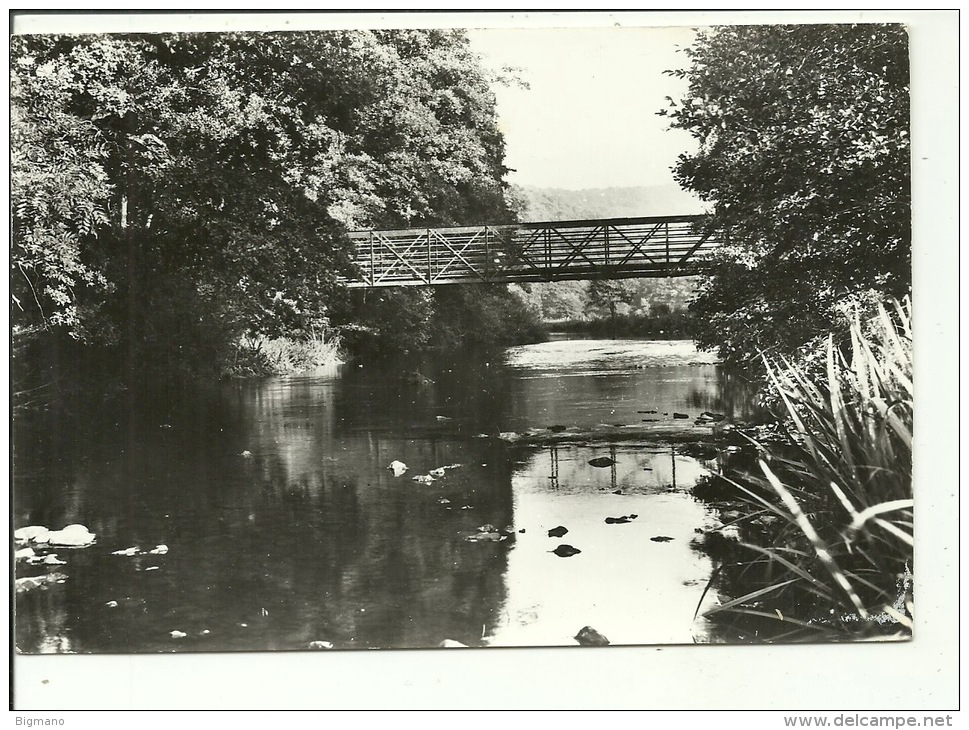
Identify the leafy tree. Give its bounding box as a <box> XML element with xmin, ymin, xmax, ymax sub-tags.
<box><xmin>11</xmin><ymin>29</ymin><xmax>527</xmax><ymax>374</ymax></box>
<box><xmin>529</xmin><ymin>280</ymin><xmax>588</xmax><ymax>320</ymax></box>
<box><xmin>660</xmin><ymin>24</ymin><xmax>910</xmax><ymax>366</ymax></box>
<box><xmin>11</xmin><ymin>38</ymin><xmax>116</xmax><ymax>338</ymax></box>
<box><xmin>585</xmin><ymin>278</ymin><xmax>637</xmax><ymax>323</ymax></box>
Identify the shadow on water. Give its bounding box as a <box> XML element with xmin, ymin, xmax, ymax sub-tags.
<box><xmin>14</xmin><ymin>338</ymin><xmax>762</xmax><ymax>652</ymax></box>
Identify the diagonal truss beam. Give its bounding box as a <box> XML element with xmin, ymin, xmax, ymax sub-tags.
<box><xmin>503</xmin><ymin>229</ymin><xmax>546</xmax><ymax>273</ymax></box>
<box><xmin>614</xmin><ymin>222</ymin><xmax>664</xmax><ymax>266</ymax></box>
<box><xmin>551</xmin><ymin>226</ymin><xmax>604</xmax><ymax>270</ymax></box>
<box><xmin>431</xmin><ymin>228</ymin><xmax>486</xmax><ymax>281</ymax></box>
<box><xmin>373</xmin><ymin>232</ymin><xmax>428</xmax><ymax>284</ymax></box>
<box><xmin>677</xmin><ymin>230</ymin><xmax>713</xmax><ymax>264</ymax></box>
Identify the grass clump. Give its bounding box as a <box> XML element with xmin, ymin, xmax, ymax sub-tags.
<box><xmin>222</xmin><ymin>331</ymin><xmax>342</xmax><ymax>378</ymax></box>
<box><xmin>702</xmin><ymin>297</ymin><xmax>913</xmax><ymax>641</ymax></box>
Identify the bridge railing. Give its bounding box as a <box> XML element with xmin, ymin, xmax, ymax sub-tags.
<box><xmin>344</xmin><ymin>215</ymin><xmax>717</xmax><ymax>287</ymax></box>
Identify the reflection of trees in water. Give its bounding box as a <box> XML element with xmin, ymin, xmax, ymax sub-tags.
<box><xmin>16</xmin><ymin>589</ymin><xmax>73</xmax><ymax>653</ymax></box>
<box><xmin>684</xmin><ymin>370</ymin><xmax>764</xmax><ymax>420</ymax></box>
<box><xmin>334</xmin><ymin>354</ymin><xmax>514</xmax><ymax>438</ymax></box>
<box><xmin>228</xmin><ymin>393</ymin><xmax>514</xmax><ymax>648</ymax></box>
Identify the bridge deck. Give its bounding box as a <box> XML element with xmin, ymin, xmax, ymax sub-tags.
<box><xmin>344</xmin><ymin>215</ymin><xmax>717</xmax><ymax>287</ymax></box>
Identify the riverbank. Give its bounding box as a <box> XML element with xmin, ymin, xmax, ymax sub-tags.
<box><xmin>548</xmin><ymin>311</ymin><xmax>692</xmax><ymax>338</ymax></box>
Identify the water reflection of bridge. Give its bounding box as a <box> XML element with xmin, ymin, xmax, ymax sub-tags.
<box><xmin>344</xmin><ymin>215</ymin><xmax>718</xmax><ymax>288</ymax></box>
<box><xmin>545</xmin><ymin>443</ymin><xmax>679</xmax><ymax>491</ymax></box>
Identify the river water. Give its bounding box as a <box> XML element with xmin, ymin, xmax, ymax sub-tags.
<box><xmin>14</xmin><ymin>338</ymin><xmax>760</xmax><ymax>653</ymax></box>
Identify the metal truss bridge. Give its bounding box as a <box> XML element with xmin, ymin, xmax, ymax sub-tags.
<box><xmin>343</xmin><ymin>214</ymin><xmax>718</xmax><ymax>288</ymax></box>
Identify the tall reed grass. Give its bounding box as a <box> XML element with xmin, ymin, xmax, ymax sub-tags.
<box><xmin>704</xmin><ymin>297</ymin><xmax>913</xmax><ymax>640</ymax></box>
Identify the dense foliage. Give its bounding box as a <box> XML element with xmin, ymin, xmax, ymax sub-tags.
<box><xmin>661</xmin><ymin>24</ymin><xmax>911</xmax><ymax>367</ymax></box>
<box><xmin>11</xmin><ymin>29</ymin><xmax>527</xmax><ymax>377</ymax></box>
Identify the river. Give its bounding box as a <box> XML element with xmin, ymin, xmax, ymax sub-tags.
<box><xmin>13</xmin><ymin>338</ymin><xmax>761</xmax><ymax>653</ymax></box>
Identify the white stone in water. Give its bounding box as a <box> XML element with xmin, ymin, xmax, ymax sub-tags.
<box><xmin>47</xmin><ymin>524</ymin><xmax>96</xmax><ymax>547</ymax></box>
<box><xmin>149</xmin><ymin>545</ymin><xmax>169</xmax><ymax>555</ymax></box>
<box><xmin>439</xmin><ymin>639</ymin><xmax>468</xmax><ymax>648</ymax></box>
<box><xmin>388</xmin><ymin>460</ymin><xmax>408</xmax><ymax>476</ymax></box>
<box><xmin>42</xmin><ymin>554</ymin><xmax>67</xmax><ymax>565</ymax></box>
<box><xmin>105</xmin><ymin>601</ymin><xmax>119</xmax><ymax>608</ymax></box>
<box><xmin>170</xmin><ymin>630</ymin><xmax>187</xmax><ymax>639</ymax></box>
<box><xmin>14</xmin><ymin>526</ymin><xmax>50</xmax><ymax>544</ymax></box>
<box><xmin>112</xmin><ymin>547</ymin><xmax>141</xmax><ymax>556</ymax></box>
<box><xmin>14</xmin><ymin>547</ymin><xmax>36</xmax><ymax>561</ymax></box>
<box><xmin>16</xmin><ymin>574</ymin><xmax>68</xmax><ymax>594</ymax></box>
<box><xmin>308</xmin><ymin>640</ymin><xmax>333</xmax><ymax>650</ymax></box>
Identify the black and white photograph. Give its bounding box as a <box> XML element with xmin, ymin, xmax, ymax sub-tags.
<box><xmin>8</xmin><ymin>9</ymin><xmax>957</xmax><ymax>712</ymax></box>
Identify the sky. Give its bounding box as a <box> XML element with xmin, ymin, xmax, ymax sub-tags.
<box><xmin>465</xmin><ymin>25</ymin><xmax>701</xmax><ymax>193</ymax></box>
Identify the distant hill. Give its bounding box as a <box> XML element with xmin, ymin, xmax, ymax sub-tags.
<box><xmin>510</xmin><ymin>183</ymin><xmax>708</xmax><ymax>223</ymax></box>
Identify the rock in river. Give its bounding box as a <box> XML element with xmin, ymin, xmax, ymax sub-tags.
<box><xmin>47</xmin><ymin>524</ymin><xmax>96</xmax><ymax>547</ymax></box>
<box><xmin>551</xmin><ymin>544</ymin><xmax>581</xmax><ymax>558</ymax></box>
<box><xmin>308</xmin><ymin>640</ymin><xmax>334</xmax><ymax>650</ymax></box>
<box><xmin>16</xmin><ymin>573</ymin><xmax>68</xmax><ymax>594</ymax></box>
<box><xmin>14</xmin><ymin>526</ymin><xmax>50</xmax><ymax>544</ymax></box>
<box><xmin>605</xmin><ymin>516</ymin><xmax>634</xmax><ymax>525</ymax></box>
<box><xmin>464</xmin><ymin>531</ymin><xmax>503</xmax><ymax>543</ymax></box>
<box><xmin>547</xmin><ymin>525</ymin><xmax>569</xmax><ymax>538</ymax></box>
<box><xmin>574</xmin><ymin>626</ymin><xmax>610</xmax><ymax>647</ymax></box>
<box><xmin>388</xmin><ymin>460</ymin><xmax>408</xmax><ymax>477</ymax></box>
<box><xmin>588</xmin><ymin>457</ymin><xmax>616</xmax><ymax>468</ymax></box>
<box><xmin>439</xmin><ymin>639</ymin><xmax>468</xmax><ymax>648</ymax></box>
